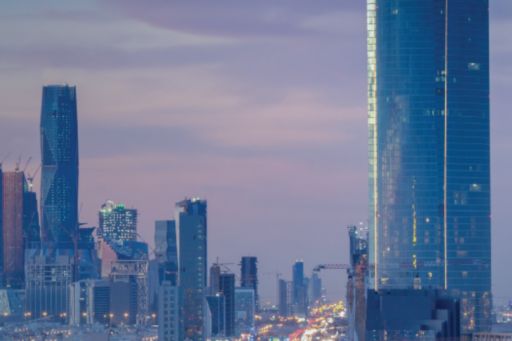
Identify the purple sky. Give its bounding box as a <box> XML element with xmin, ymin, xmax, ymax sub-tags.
<box><xmin>1</xmin><ymin>1</ymin><xmax>511</xmax><ymax>305</ymax></box>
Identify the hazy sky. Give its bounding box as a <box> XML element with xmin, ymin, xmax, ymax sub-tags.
<box><xmin>1</xmin><ymin>1</ymin><xmax>511</xmax><ymax>304</ymax></box>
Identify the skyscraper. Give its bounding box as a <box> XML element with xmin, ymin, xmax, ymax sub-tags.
<box><xmin>154</xmin><ymin>220</ymin><xmax>178</xmax><ymax>284</ymax></box>
<box><xmin>219</xmin><ymin>273</ymin><xmax>235</xmax><ymax>337</ymax></box>
<box><xmin>2</xmin><ymin>171</ymin><xmax>26</xmax><ymax>288</ymax></box>
<box><xmin>1</xmin><ymin>169</ymin><xmax>40</xmax><ymax>288</ymax></box>
<box><xmin>40</xmin><ymin>85</ymin><xmax>79</xmax><ymax>247</ymax></box>
<box><xmin>99</xmin><ymin>200</ymin><xmax>137</xmax><ymax>243</ymax></box>
<box><xmin>292</xmin><ymin>260</ymin><xmax>307</xmax><ymax>315</ymax></box>
<box><xmin>240</xmin><ymin>256</ymin><xmax>259</xmax><ymax>311</ymax></box>
<box><xmin>176</xmin><ymin>198</ymin><xmax>207</xmax><ymax>340</ymax></box>
<box><xmin>368</xmin><ymin>0</ymin><xmax>491</xmax><ymax>332</ymax></box>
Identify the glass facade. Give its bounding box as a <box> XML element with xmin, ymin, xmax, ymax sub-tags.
<box><xmin>368</xmin><ymin>0</ymin><xmax>491</xmax><ymax>332</ymax></box>
<box><xmin>99</xmin><ymin>200</ymin><xmax>138</xmax><ymax>243</ymax></box>
<box><xmin>40</xmin><ymin>85</ymin><xmax>79</xmax><ymax>247</ymax></box>
<box><xmin>176</xmin><ymin>198</ymin><xmax>207</xmax><ymax>341</ymax></box>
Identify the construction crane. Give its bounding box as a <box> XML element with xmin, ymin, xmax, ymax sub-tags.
<box><xmin>26</xmin><ymin>165</ymin><xmax>41</xmax><ymax>192</ymax></box>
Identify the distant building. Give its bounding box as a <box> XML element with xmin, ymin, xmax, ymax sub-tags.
<box><xmin>207</xmin><ymin>294</ymin><xmax>225</xmax><ymax>337</ymax></box>
<box><xmin>69</xmin><ymin>279</ymin><xmax>110</xmax><ymax>326</ymax></box>
<box><xmin>40</xmin><ymin>84</ymin><xmax>79</xmax><ymax>248</ymax></box>
<box><xmin>220</xmin><ymin>273</ymin><xmax>235</xmax><ymax>337</ymax></box>
<box><xmin>158</xmin><ymin>281</ymin><xmax>180</xmax><ymax>341</ymax></box>
<box><xmin>235</xmin><ymin>288</ymin><xmax>255</xmax><ymax>336</ymax></box>
<box><xmin>176</xmin><ymin>198</ymin><xmax>207</xmax><ymax>340</ymax></box>
<box><xmin>292</xmin><ymin>260</ymin><xmax>307</xmax><ymax>316</ymax></box>
<box><xmin>99</xmin><ymin>200</ymin><xmax>137</xmax><ymax>243</ymax></box>
<box><xmin>109</xmin><ymin>259</ymin><xmax>148</xmax><ymax>325</ymax></box>
<box><xmin>154</xmin><ymin>220</ymin><xmax>178</xmax><ymax>284</ymax></box>
<box><xmin>365</xmin><ymin>289</ymin><xmax>460</xmax><ymax>341</ymax></box>
<box><xmin>240</xmin><ymin>257</ymin><xmax>258</xmax><ymax>311</ymax></box>
<box><xmin>25</xmin><ymin>251</ymin><xmax>74</xmax><ymax>320</ymax></box>
<box><xmin>347</xmin><ymin>224</ymin><xmax>369</xmax><ymax>341</ymax></box>
<box><xmin>1</xmin><ymin>170</ymin><xmax>30</xmax><ymax>288</ymax></box>
<box><xmin>309</xmin><ymin>272</ymin><xmax>322</xmax><ymax>305</ymax></box>
<box><xmin>209</xmin><ymin>263</ymin><xmax>221</xmax><ymax>295</ymax></box>
<box><xmin>278</xmin><ymin>279</ymin><xmax>292</xmax><ymax>317</ymax></box>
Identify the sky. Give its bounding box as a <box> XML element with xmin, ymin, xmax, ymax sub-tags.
<box><xmin>0</xmin><ymin>1</ymin><xmax>511</xmax><ymax>305</ymax></box>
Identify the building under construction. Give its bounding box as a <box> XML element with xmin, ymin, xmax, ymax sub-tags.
<box><xmin>346</xmin><ymin>225</ymin><xmax>369</xmax><ymax>341</ymax></box>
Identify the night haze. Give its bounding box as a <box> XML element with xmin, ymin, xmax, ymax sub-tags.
<box><xmin>1</xmin><ymin>1</ymin><xmax>512</xmax><ymax>339</ymax></box>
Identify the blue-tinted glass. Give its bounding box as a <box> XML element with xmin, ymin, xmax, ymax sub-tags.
<box><xmin>368</xmin><ymin>0</ymin><xmax>491</xmax><ymax>332</ymax></box>
<box><xmin>40</xmin><ymin>85</ymin><xmax>79</xmax><ymax>247</ymax></box>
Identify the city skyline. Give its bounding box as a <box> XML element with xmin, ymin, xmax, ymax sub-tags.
<box><xmin>1</xmin><ymin>1</ymin><xmax>511</xmax><ymax>306</ymax></box>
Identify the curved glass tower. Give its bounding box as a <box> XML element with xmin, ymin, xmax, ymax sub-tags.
<box><xmin>368</xmin><ymin>0</ymin><xmax>491</xmax><ymax>332</ymax></box>
<box><xmin>40</xmin><ymin>85</ymin><xmax>79</xmax><ymax>247</ymax></box>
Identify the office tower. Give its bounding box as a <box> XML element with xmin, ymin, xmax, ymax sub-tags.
<box><xmin>209</xmin><ymin>263</ymin><xmax>221</xmax><ymax>295</ymax></box>
<box><xmin>368</xmin><ymin>0</ymin><xmax>491</xmax><ymax>332</ymax></box>
<box><xmin>347</xmin><ymin>225</ymin><xmax>369</xmax><ymax>341</ymax></box>
<box><xmin>25</xmin><ymin>252</ymin><xmax>74</xmax><ymax>319</ymax></box>
<box><xmin>219</xmin><ymin>273</ymin><xmax>235</xmax><ymax>337</ymax></box>
<box><xmin>109</xmin><ymin>260</ymin><xmax>148</xmax><ymax>325</ymax></box>
<box><xmin>206</xmin><ymin>294</ymin><xmax>225</xmax><ymax>337</ymax></box>
<box><xmin>176</xmin><ymin>198</ymin><xmax>207</xmax><ymax>340</ymax></box>
<box><xmin>40</xmin><ymin>85</ymin><xmax>79</xmax><ymax>247</ymax></box>
<box><xmin>159</xmin><ymin>281</ymin><xmax>180</xmax><ymax>341</ymax></box>
<box><xmin>292</xmin><ymin>260</ymin><xmax>307</xmax><ymax>315</ymax></box>
<box><xmin>365</xmin><ymin>289</ymin><xmax>461</xmax><ymax>340</ymax></box>
<box><xmin>69</xmin><ymin>279</ymin><xmax>111</xmax><ymax>326</ymax></box>
<box><xmin>99</xmin><ymin>200</ymin><xmax>137</xmax><ymax>243</ymax></box>
<box><xmin>1</xmin><ymin>171</ymin><xmax>26</xmax><ymax>288</ymax></box>
<box><xmin>1</xmin><ymin>168</ymin><xmax>41</xmax><ymax>288</ymax></box>
<box><xmin>309</xmin><ymin>272</ymin><xmax>322</xmax><ymax>304</ymax></box>
<box><xmin>155</xmin><ymin>220</ymin><xmax>178</xmax><ymax>284</ymax></box>
<box><xmin>278</xmin><ymin>279</ymin><xmax>292</xmax><ymax>317</ymax></box>
<box><xmin>235</xmin><ymin>288</ymin><xmax>255</xmax><ymax>336</ymax></box>
<box><xmin>240</xmin><ymin>256</ymin><xmax>259</xmax><ymax>311</ymax></box>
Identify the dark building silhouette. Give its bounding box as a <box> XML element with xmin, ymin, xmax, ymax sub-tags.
<box><xmin>240</xmin><ymin>256</ymin><xmax>258</xmax><ymax>310</ymax></box>
<box><xmin>40</xmin><ymin>85</ymin><xmax>79</xmax><ymax>248</ymax></box>
<box><xmin>368</xmin><ymin>0</ymin><xmax>491</xmax><ymax>332</ymax></box>
<box><xmin>219</xmin><ymin>273</ymin><xmax>235</xmax><ymax>337</ymax></box>
<box><xmin>176</xmin><ymin>198</ymin><xmax>207</xmax><ymax>341</ymax></box>
<box><xmin>1</xmin><ymin>171</ymin><xmax>25</xmax><ymax>288</ymax></box>
<box><xmin>365</xmin><ymin>289</ymin><xmax>460</xmax><ymax>341</ymax></box>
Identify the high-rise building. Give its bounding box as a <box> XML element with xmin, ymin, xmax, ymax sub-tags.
<box><xmin>155</xmin><ymin>220</ymin><xmax>178</xmax><ymax>284</ymax></box>
<box><xmin>99</xmin><ymin>200</ymin><xmax>137</xmax><ymax>243</ymax></box>
<box><xmin>278</xmin><ymin>279</ymin><xmax>292</xmax><ymax>317</ymax></box>
<box><xmin>206</xmin><ymin>294</ymin><xmax>225</xmax><ymax>337</ymax></box>
<box><xmin>209</xmin><ymin>263</ymin><xmax>221</xmax><ymax>296</ymax></box>
<box><xmin>309</xmin><ymin>272</ymin><xmax>322</xmax><ymax>304</ymax></box>
<box><xmin>176</xmin><ymin>198</ymin><xmax>207</xmax><ymax>340</ymax></box>
<box><xmin>1</xmin><ymin>169</ymin><xmax>40</xmax><ymax>288</ymax></box>
<box><xmin>235</xmin><ymin>288</ymin><xmax>255</xmax><ymax>336</ymax></box>
<box><xmin>240</xmin><ymin>256</ymin><xmax>258</xmax><ymax>311</ymax></box>
<box><xmin>368</xmin><ymin>0</ymin><xmax>491</xmax><ymax>332</ymax></box>
<box><xmin>292</xmin><ymin>260</ymin><xmax>307</xmax><ymax>315</ymax></box>
<box><xmin>2</xmin><ymin>171</ymin><xmax>26</xmax><ymax>288</ymax></box>
<box><xmin>40</xmin><ymin>85</ymin><xmax>79</xmax><ymax>247</ymax></box>
<box><xmin>158</xmin><ymin>281</ymin><xmax>180</xmax><ymax>341</ymax></box>
<box><xmin>69</xmin><ymin>279</ymin><xmax>111</xmax><ymax>326</ymax></box>
<box><xmin>219</xmin><ymin>273</ymin><xmax>235</xmax><ymax>337</ymax></box>
<box><xmin>25</xmin><ymin>252</ymin><xmax>74</xmax><ymax>320</ymax></box>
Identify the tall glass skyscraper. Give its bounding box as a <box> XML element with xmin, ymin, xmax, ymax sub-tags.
<box><xmin>40</xmin><ymin>85</ymin><xmax>79</xmax><ymax>247</ymax></box>
<box><xmin>368</xmin><ymin>0</ymin><xmax>491</xmax><ymax>332</ymax></box>
<box><xmin>176</xmin><ymin>198</ymin><xmax>207</xmax><ymax>341</ymax></box>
